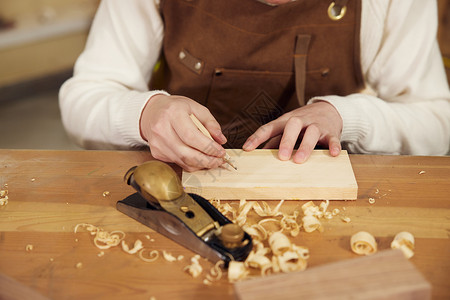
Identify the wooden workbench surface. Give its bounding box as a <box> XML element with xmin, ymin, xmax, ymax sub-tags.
<box><xmin>0</xmin><ymin>150</ymin><xmax>449</xmax><ymax>299</ymax></box>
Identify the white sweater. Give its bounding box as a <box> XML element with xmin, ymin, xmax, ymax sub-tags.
<box><xmin>59</xmin><ymin>0</ymin><xmax>450</xmax><ymax>155</ymax></box>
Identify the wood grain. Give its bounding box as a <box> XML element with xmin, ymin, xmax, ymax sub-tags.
<box><xmin>182</xmin><ymin>149</ymin><xmax>358</xmax><ymax>200</ymax></box>
<box><xmin>0</xmin><ymin>150</ymin><xmax>449</xmax><ymax>300</ymax></box>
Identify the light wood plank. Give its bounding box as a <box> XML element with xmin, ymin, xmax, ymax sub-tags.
<box><xmin>182</xmin><ymin>149</ymin><xmax>358</xmax><ymax>200</ymax></box>
<box><xmin>234</xmin><ymin>250</ymin><xmax>431</xmax><ymax>300</ymax></box>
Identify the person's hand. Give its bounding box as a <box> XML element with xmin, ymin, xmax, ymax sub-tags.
<box><xmin>242</xmin><ymin>101</ymin><xmax>343</xmax><ymax>163</ymax></box>
<box><xmin>140</xmin><ymin>94</ymin><xmax>228</xmax><ymax>171</ymax></box>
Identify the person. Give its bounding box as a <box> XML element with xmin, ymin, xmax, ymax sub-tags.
<box><xmin>59</xmin><ymin>0</ymin><xmax>450</xmax><ymax>171</ymax></box>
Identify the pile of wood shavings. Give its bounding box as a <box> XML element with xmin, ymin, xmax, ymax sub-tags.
<box><xmin>0</xmin><ymin>184</ymin><xmax>8</xmax><ymax>206</ymax></box>
<box><xmin>73</xmin><ymin>198</ymin><xmax>351</xmax><ymax>285</ymax></box>
<box><xmin>74</xmin><ymin>223</ymin><xmax>160</xmax><ymax>262</ymax></box>
<box><xmin>209</xmin><ymin>199</ymin><xmax>349</xmax><ymax>282</ymax></box>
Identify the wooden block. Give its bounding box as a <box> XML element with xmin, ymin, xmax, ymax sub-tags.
<box><xmin>181</xmin><ymin>149</ymin><xmax>357</xmax><ymax>200</ymax></box>
<box><xmin>234</xmin><ymin>250</ymin><xmax>432</xmax><ymax>300</ymax></box>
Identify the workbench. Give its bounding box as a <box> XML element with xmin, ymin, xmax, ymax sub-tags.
<box><xmin>0</xmin><ymin>150</ymin><xmax>449</xmax><ymax>299</ymax></box>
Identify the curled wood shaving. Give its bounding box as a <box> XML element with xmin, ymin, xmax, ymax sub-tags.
<box><xmin>236</xmin><ymin>199</ymin><xmax>254</xmax><ymax>227</ymax></box>
<box><xmin>0</xmin><ymin>186</ymin><xmax>9</xmax><ymax>206</ymax></box>
<box><xmin>391</xmin><ymin>231</ymin><xmax>415</xmax><ymax>259</ymax></box>
<box><xmin>205</xmin><ymin>260</ymin><xmax>224</xmax><ymax>282</ymax></box>
<box><xmin>350</xmin><ymin>231</ymin><xmax>377</xmax><ymax>255</ymax></box>
<box><xmin>269</xmin><ymin>231</ymin><xmax>292</xmax><ymax>255</ymax></box>
<box><xmin>25</xmin><ymin>244</ymin><xmax>33</xmax><ymax>251</ymax></box>
<box><xmin>138</xmin><ymin>249</ymin><xmax>159</xmax><ymax>262</ymax></box>
<box><xmin>74</xmin><ymin>223</ymin><xmax>125</xmax><ymax>250</ymax></box>
<box><xmin>228</xmin><ymin>261</ymin><xmax>249</xmax><ymax>282</ymax></box>
<box><xmin>243</xmin><ymin>223</ymin><xmax>268</xmax><ymax>241</ymax></box>
<box><xmin>162</xmin><ymin>251</ymin><xmax>177</xmax><ymax>262</ymax></box>
<box><xmin>121</xmin><ymin>239</ymin><xmax>144</xmax><ymax>254</ymax></box>
<box><xmin>280</xmin><ymin>211</ymin><xmax>300</xmax><ymax>237</ymax></box>
<box><xmin>253</xmin><ymin>200</ymin><xmax>284</xmax><ymax>217</ymax></box>
<box><xmin>184</xmin><ymin>255</ymin><xmax>203</xmax><ymax>278</ymax></box>
<box><xmin>302</xmin><ymin>215</ymin><xmax>323</xmax><ymax>233</ymax></box>
<box><xmin>276</xmin><ymin>250</ymin><xmax>307</xmax><ymax>273</ymax></box>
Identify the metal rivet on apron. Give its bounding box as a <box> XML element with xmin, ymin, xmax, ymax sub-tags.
<box><xmin>194</xmin><ymin>62</ymin><xmax>202</xmax><ymax>70</ymax></box>
<box><xmin>327</xmin><ymin>2</ymin><xmax>347</xmax><ymax>21</ymax></box>
<box><xmin>215</xmin><ymin>69</ymin><xmax>223</xmax><ymax>76</ymax></box>
<box><xmin>179</xmin><ymin>51</ymin><xmax>186</xmax><ymax>60</ymax></box>
<box><xmin>321</xmin><ymin>68</ymin><xmax>330</xmax><ymax>77</ymax></box>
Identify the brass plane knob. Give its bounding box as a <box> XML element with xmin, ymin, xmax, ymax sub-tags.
<box><xmin>220</xmin><ymin>223</ymin><xmax>244</xmax><ymax>249</ymax></box>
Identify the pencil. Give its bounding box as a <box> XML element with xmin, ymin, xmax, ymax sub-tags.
<box><xmin>189</xmin><ymin>114</ymin><xmax>237</xmax><ymax>170</ymax></box>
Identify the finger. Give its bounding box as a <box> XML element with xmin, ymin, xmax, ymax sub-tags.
<box><xmin>327</xmin><ymin>135</ymin><xmax>342</xmax><ymax>157</ymax></box>
<box><xmin>243</xmin><ymin>119</ymin><xmax>286</xmax><ymax>151</ymax></box>
<box><xmin>173</xmin><ymin>114</ymin><xmax>226</xmax><ymax>158</ymax></box>
<box><xmin>278</xmin><ymin>117</ymin><xmax>303</xmax><ymax>161</ymax></box>
<box><xmin>190</xmin><ymin>106</ymin><xmax>227</xmax><ymax>144</ymax></box>
<box><xmin>175</xmin><ymin>143</ymin><xmax>224</xmax><ymax>171</ymax></box>
<box><xmin>149</xmin><ymin>123</ymin><xmax>223</xmax><ymax>171</ymax></box>
<box><xmin>293</xmin><ymin>124</ymin><xmax>321</xmax><ymax>164</ymax></box>
<box><xmin>262</xmin><ymin>135</ymin><xmax>282</xmax><ymax>149</ymax></box>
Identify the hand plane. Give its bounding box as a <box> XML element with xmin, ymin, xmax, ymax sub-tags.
<box><xmin>116</xmin><ymin>161</ymin><xmax>252</xmax><ymax>267</ymax></box>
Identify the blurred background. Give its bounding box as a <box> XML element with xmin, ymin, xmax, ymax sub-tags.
<box><xmin>0</xmin><ymin>0</ymin><xmax>449</xmax><ymax>150</ymax></box>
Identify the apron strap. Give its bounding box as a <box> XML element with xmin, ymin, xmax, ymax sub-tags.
<box><xmin>294</xmin><ymin>34</ymin><xmax>311</xmax><ymax>106</ymax></box>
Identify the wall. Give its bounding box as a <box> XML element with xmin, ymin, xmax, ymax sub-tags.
<box><xmin>0</xmin><ymin>0</ymin><xmax>99</xmax><ymax>88</ymax></box>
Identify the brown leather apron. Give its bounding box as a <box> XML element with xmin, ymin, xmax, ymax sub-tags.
<box><xmin>152</xmin><ymin>0</ymin><xmax>364</xmax><ymax>148</ymax></box>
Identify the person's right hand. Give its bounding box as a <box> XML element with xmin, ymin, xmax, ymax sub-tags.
<box><xmin>140</xmin><ymin>94</ymin><xmax>228</xmax><ymax>171</ymax></box>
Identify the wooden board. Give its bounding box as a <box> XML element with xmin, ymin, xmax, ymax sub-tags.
<box><xmin>234</xmin><ymin>250</ymin><xmax>432</xmax><ymax>300</ymax></box>
<box><xmin>182</xmin><ymin>149</ymin><xmax>358</xmax><ymax>200</ymax></box>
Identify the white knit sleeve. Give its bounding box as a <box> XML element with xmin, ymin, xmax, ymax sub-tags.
<box><xmin>309</xmin><ymin>0</ymin><xmax>450</xmax><ymax>155</ymax></box>
<box><xmin>59</xmin><ymin>0</ymin><xmax>166</xmax><ymax>149</ymax></box>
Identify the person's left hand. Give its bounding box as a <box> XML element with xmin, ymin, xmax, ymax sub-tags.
<box><xmin>242</xmin><ymin>101</ymin><xmax>343</xmax><ymax>163</ymax></box>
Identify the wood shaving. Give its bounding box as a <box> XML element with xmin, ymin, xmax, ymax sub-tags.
<box><xmin>228</xmin><ymin>261</ymin><xmax>249</xmax><ymax>282</ymax></box>
<box><xmin>368</xmin><ymin>198</ymin><xmax>376</xmax><ymax>204</ymax></box>
<box><xmin>418</xmin><ymin>171</ymin><xmax>426</xmax><ymax>175</ymax></box>
<box><xmin>203</xmin><ymin>279</ymin><xmax>212</xmax><ymax>285</ymax></box>
<box><xmin>177</xmin><ymin>255</ymin><xmax>184</xmax><ymax>261</ymax></box>
<box><xmin>253</xmin><ymin>200</ymin><xmax>284</xmax><ymax>217</ymax></box>
<box><xmin>269</xmin><ymin>232</ymin><xmax>292</xmax><ymax>255</ymax></box>
<box><xmin>138</xmin><ymin>249</ymin><xmax>159</xmax><ymax>262</ymax></box>
<box><xmin>162</xmin><ymin>251</ymin><xmax>177</xmax><ymax>262</ymax></box>
<box><xmin>25</xmin><ymin>244</ymin><xmax>33</xmax><ymax>251</ymax></box>
<box><xmin>184</xmin><ymin>255</ymin><xmax>203</xmax><ymax>278</ymax></box>
<box><xmin>76</xmin><ymin>262</ymin><xmax>83</xmax><ymax>269</ymax></box>
<box><xmin>205</xmin><ymin>260</ymin><xmax>224</xmax><ymax>282</ymax></box>
<box><xmin>341</xmin><ymin>216</ymin><xmax>351</xmax><ymax>223</ymax></box>
<box><xmin>391</xmin><ymin>231</ymin><xmax>415</xmax><ymax>259</ymax></box>
<box><xmin>122</xmin><ymin>239</ymin><xmax>144</xmax><ymax>254</ymax></box>
<box><xmin>74</xmin><ymin>223</ymin><xmax>125</xmax><ymax>250</ymax></box>
<box><xmin>302</xmin><ymin>215</ymin><xmax>323</xmax><ymax>233</ymax></box>
<box><xmin>98</xmin><ymin>251</ymin><xmax>105</xmax><ymax>257</ymax></box>
<box><xmin>102</xmin><ymin>191</ymin><xmax>110</xmax><ymax>197</ymax></box>
<box><xmin>236</xmin><ymin>199</ymin><xmax>254</xmax><ymax>227</ymax></box>
<box><xmin>350</xmin><ymin>231</ymin><xmax>377</xmax><ymax>255</ymax></box>
<box><xmin>332</xmin><ymin>208</ymin><xmax>340</xmax><ymax>216</ymax></box>
<box><xmin>0</xmin><ymin>186</ymin><xmax>9</xmax><ymax>206</ymax></box>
